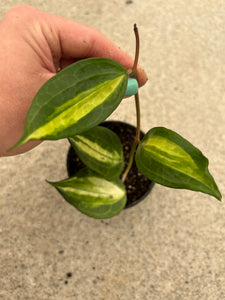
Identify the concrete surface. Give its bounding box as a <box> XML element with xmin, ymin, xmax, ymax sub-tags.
<box><xmin>0</xmin><ymin>1</ymin><xmax>225</xmax><ymax>299</ymax></box>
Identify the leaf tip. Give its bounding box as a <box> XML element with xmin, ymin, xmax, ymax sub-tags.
<box><xmin>46</xmin><ymin>179</ymin><xmax>55</xmax><ymax>186</ymax></box>
<box><xmin>7</xmin><ymin>135</ymin><xmax>30</xmax><ymax>152</ymax></box>
<box><xmin>7</xmin><ymin>140</ymin><xmax>24</xmax><ymax>152</ymax></box>
<box><xmin>215</xmin><ymin>191</ymin><xmax>222</xmax><ymax>201</ymax></box>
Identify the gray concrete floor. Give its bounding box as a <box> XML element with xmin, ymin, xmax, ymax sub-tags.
<box><xmin>1</xmin><ymin>1</ymin><xmax>225</xmax><ymax>299</ymax></box>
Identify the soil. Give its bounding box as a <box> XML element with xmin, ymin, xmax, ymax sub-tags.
<box><xmin>66</xmin><ymin>121</ymin><xmax>154</xmax><ymax>208</ymax></box>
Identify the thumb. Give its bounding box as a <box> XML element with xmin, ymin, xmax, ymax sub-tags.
<box><xmin>50</xmin><ymin>15</ymin><xmax>147</xmax><ymax>87</ymax></box>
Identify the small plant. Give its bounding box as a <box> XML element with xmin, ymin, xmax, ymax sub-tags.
<box><xmin>10</xmin><ymin>25</ymin><xmax>221</xmax><ymax>218</ymax></box>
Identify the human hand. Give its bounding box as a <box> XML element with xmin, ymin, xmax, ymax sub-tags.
<box><xmin>0</xmin><ymin>5</ymin><xmax>147</xmax><ymax>157</ymax></box>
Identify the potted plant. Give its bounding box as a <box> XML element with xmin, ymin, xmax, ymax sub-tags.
<box><xmin>10</xmin><ymin>25</ymin><xmax>222</xmax><ymax>219</ymax></box>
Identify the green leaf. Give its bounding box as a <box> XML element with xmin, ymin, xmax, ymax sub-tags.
<box><xmin>48</xmin><ymin>169</ymin><xmax>127</xmax><ymax>219</ymax></box>
<box><xmin>10</xmin><ymin>58</ymin><xmax>128</xmax><ymax>150</ymax></box>
<box><xmin>135</xmin><ymin>127</ymin><xmax>222</xmax><ymax>200</ymax></box>
<box><xmin>69</xmin><ymin>126</ymin><xmax>124</xmax><ymax>181</ymax></box>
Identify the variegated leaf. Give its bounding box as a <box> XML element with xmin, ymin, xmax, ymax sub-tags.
<box><xmin>10</xmin><ymin>58</ymin><xmax>128</xmax><ymax>150</ymax></box>
<box><xmin>48</xmin><ymin>169</ymin><xmax>126</xmax><ymax>219</ymax></box>
<box><xmin>135</xmin><ymin>127</ymin><xmax>221</xmax><ymax>200</ymax></box>
<box><xmin>69</xmin><ymin>126</ymin><xmax>124</xmax><ymax>180</ymax></box>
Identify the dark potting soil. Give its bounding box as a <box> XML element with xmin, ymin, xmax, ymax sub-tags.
<box><xmin>67</xmin><ymin>121</ymin><xmax>154</xmax><ymax>208</ymax></box>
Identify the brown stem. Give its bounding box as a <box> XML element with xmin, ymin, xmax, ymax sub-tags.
<box><xmin>122</xmin><ymin>24</ymin><xmax>141</xmax><ymax>183</ymax></box>
<box><xmin>131</xmin><ymin>24</ymin><xmax>140</xmax><ymax>77</ymax></box>
<box><xmin>135</xmin><ymin>91</ymin><xmax>141</xmax><ymax>142</ymax></box>
<box><xmin>121</xmin><ymin>137</ymin><xmax>139</xmax><ymax>182</ymax></box>
<box><xmin>122</xmin><ymin>91</ymin><xmax>141</xmax><ymax>183</ymax></box>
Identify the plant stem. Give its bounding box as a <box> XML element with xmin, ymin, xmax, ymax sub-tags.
<box><xmin>122</xmin><ymin>91</ymin><xmax>141</xmax><ymax>182</ymax></box>
<box><xmin>122</xmin><ymin>25</ymin><xmax>141</xmax><ymax>183</ymax></box>
<box><xmin>135</xmin><ymin>91</ymin><xmax>141</xmax><ymax>142</ymax></box>
<box><xmin>131</xmin><ymin>24</ymin><xmax>140</xmax><ymax>76</ymax></box>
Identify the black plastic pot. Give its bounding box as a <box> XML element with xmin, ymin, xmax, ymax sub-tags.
<box><xmin>67</xmin><ymin>121</ymin><xmax>154</xmax><ymax>208</ymax></box>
